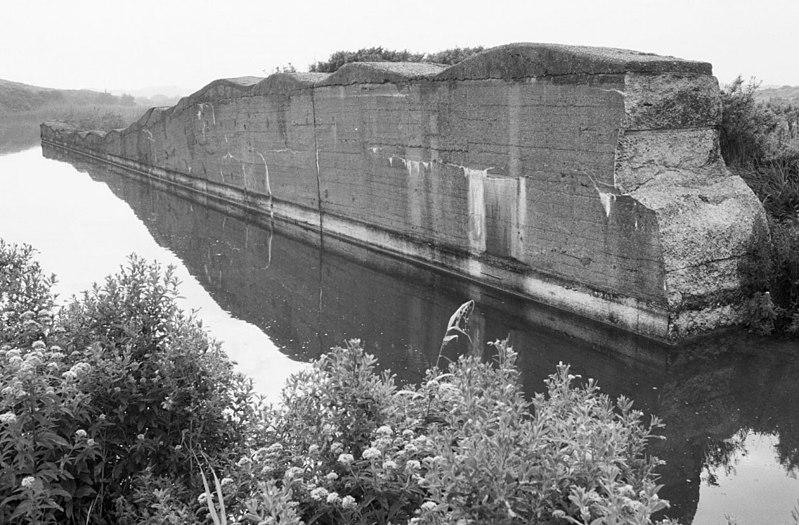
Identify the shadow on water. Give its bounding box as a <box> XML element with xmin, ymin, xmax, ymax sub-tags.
<box><xmin>41</xmin><ymin>145</ymin><xmax>799</xmax><ymax>524</ymax></box>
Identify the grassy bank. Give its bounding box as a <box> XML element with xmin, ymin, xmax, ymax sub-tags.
<box><xmin>0</xmin><ymin>241</ymin><xmax>677</xmax><ymax>524</ymax></box>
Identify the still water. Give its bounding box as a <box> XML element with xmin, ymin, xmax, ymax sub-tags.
<box><xmin>0</xmin><ymin>132</ymin><xmax>797</xmax><ymax>523</ymax></box>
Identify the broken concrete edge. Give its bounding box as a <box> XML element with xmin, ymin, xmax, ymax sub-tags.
<box><xmin>38</xmin><ymin>136</ymin><xmax>678</xmax><ymax>343</ymax></box>
<box><xmin>44</xmin><ymin>42</ymin><xmax>713</xmax><ymax>142</ymax></box>
<box><xmin>437</xmin><ymin>43</ymin><xmax>711</xmax><ymax>81</ymax></box>
<box><xmin>38</xmin><ymin>42</ymin><xmax>767</xmax><ymax>343</ymax></box>
<box><xmin>171</xmin><ymin>43</ymin><xmax>712</xmax><ymax>119</ymax></box>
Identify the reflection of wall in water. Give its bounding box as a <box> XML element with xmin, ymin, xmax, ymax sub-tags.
<box><xmin>651</xmin><ymin>340</ymin><xmax>799</xmax><ymax>523</ymax></box>
<box><xmin>46</xmin><ymin>148</ymin><xmax>799</xmax><ymax>524</ymax></box>
<box><xmin>50</xmin><ymin>147</ymin><xmax>667</xmax><ymax>391</ymax></box>
<box><xmin>63</xmin><ymin>152</ymin><xmax>478</xmax><ymax>382</ymax></box>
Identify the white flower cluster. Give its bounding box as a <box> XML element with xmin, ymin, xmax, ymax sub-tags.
<box><xmin>361</xmin><ymin>447</ymin><xmax>381</xmax><ymax>460</ymax></box>
<box><xmin>309</xmin><ymin>486</ymin><xmax>357</xmax><ymax>509</ymax></box>
<box><xmin>284</xmin><ymin>466</ymin><xmax>304</xmax><ymax>480</ymax></box>
<box><xmin>337</xmin><ymin>453</ymin><xmax>354</xmax><ymax>465</ymax></box>
<box><xmin>310</xmin><ymin>486</ymin><xmax>329</xmax><ymax>500</ymax></box>
<box><xmin>266</xmin><ymin>443</ymin><xmax>283</xmax><ymax>454</ymax></box>
<box><xmin>21</xmin><ymin>476</ymin><xmax>36</xmax><ymax>489</ymax></box>
<box><xmin>7</xmin><ymin>355</ymin><xmax>23</xmax><ymax>370</ymax></box>
<box><xmin>375</xmin><ymin>425</ymin><xmax>393</xmax><ymax>437</ymax></box>
<box><xmin>62</xmin><ymin>362</ymin><xmax>91</xmax><ymax>382</ymax></box>
<box><xmin>0</xmin><ymin>412</ymin><xmax>17</xmax><ymax>425</ymax></box>
<box><xmin>1</xmin><ymin>379</ymin><xmax>24</xmax><ymax>398</ymax></box>
<box><xmin>405</xmin><ymin>460</ymin><xmax>421</xmax><ymax>471</ymax></box>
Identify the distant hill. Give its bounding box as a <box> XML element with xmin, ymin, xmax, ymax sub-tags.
<box><xmin>0</xmin><ymin>78</ymin><xmax>138</xmax><ymax>114</ymax></box>
<box><xmin>0</xmin><ymin>78</ymin><xmax>148</xmax><ymax>153</ymax></box>
<box><xmin>110</xmin><ymin>85</ymin><xmax>186</xmax><ymax>107</ymax></box>
<box><xmin>755</xmin><ymin>85</ymin><xmax>799</xmax><ymax>105</ymax></box>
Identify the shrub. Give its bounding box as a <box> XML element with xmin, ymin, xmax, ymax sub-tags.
<box><xmin>0</xmin><ymin>244</ymin><xmax>264</xmax><ymax>523</ymax></box>
<box><xmin>719</xmin><ymin>76</ymin><xmax>799</xmax><ymax>220</ymax></box>
<box><xmin>720</xmin><ymin>77</ymin><xmax>799</xmax><ymax>334</ymax></box>
<box><xmin>308</xmin><ymin>46</ymin><xmax>484</xmax><ymax>72</ymax></box>
<box><xmin>0</xmin><ymin>240</ymin><xmax>56</xmax><ymax>347</ymax></box>
<box><xmin>221</xmin><ymin>340</ymin><xmax>671</xmax><ymax>524</ymax></box>
<box><xmin>744</xmin><ymin>218</ymin><xmax>799</xmax><ymax>334</ymax></box>
<box><xmin>720</xmin><ymin>76</ymin><xmax>799</xmax><ymax>174</ymax></box>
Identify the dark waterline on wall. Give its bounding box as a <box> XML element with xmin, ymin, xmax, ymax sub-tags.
<box><xmin>0</xmin><ymin>139</ymin><xmax>798</xmax><ymax>524</ymax></box>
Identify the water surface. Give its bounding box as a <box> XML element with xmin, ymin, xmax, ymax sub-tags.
<box><xmin>0</xmin><ymin>130</ymin><xmax>797</xmax><ymax>523</ymax></box>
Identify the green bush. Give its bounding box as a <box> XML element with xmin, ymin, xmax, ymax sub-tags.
<box><xmin>220</xmin><ymin>341</ymin><xmax>671</xmax><ymax>524</ymax></box>
<box><xmin>743</xmin><ymin>218</ymin><xmax>799</xmax><ymax>334</ymax></box>
<box><xmin>720</xmin><ymin>76</ymin><xmax>799</xmax><ymax>174</ymax></box>
<box><xmin>0</xmin><ymin>243</ymin><xmax>263</xmax><ymax>523</ymax></box>
<box><xmin>308</xmin><ymin>46</ymin><xmax>484</xmax><ymax>73</ymax></box>
<box><xmin>719</xmin><ymin>76</ymin><xmax>799</xmax><ymax>220</ymax></box>
<box><xmin>720</xmin><ymin>77</ymin><xmax>799</xmax><ymax>334</ymax></box>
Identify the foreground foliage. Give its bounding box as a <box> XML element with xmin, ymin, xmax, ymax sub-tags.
<box><xmin>223</xmin><ymin>342</ymin><xmax>670</xmax><ymax>525</ymax></box>
<box><xmin>0</xmin><ymin>241</ymin><xmax>673</xmax><ymax>524</ymax></box>
<box><xmin>0</xmin><ymin>241</ymin><xmax>261</xmax><ymax>524</ymax></box>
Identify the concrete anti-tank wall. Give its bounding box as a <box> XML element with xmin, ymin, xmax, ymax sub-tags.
<box><xmin>40</xmin><ymin>43</ymin><xmax>768</xmax><ymax>341</ymax></box>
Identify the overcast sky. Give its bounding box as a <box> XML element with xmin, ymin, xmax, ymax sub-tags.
<box><xmin>2</xmin><ymin>0</ymin><xmax>796</xmax><ymax>95</ymax></box>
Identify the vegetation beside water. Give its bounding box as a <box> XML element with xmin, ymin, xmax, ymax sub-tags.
<box><xmin>720</xmin><ymin>77</ymin><xmax>799</xmax><ymax>334</ymax></box>
<box><xmin>0</xmin><ymin>78</ymin><xmax>146</xmax><ymax>134</ymax></box>
<box><xmin>17</xmin><ymin>105</ymin><xmax>145</xmax><ymax>132</ymax></box>
<box><xmin>0</xmin><ymin>241</ymin><xmax>676</xmax><ymax>524</ymax></box>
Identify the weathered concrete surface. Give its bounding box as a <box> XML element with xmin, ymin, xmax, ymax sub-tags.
<box><xmin>40</xmin><ymin>43</ymin><xmax>769</xmax><ymax>341</ymax></box>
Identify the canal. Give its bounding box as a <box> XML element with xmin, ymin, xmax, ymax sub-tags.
<box><xmin>1</xmin><ymin>130</ymin><xmax>797</xmax><ymax>523</ymax></box>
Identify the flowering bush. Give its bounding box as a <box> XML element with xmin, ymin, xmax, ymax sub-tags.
<box><xmin>0</xmin><ymin>243</ymin><xmax>263</xmax><ymax>523</ymax></box>
<box><xmin>219</xmin><ymin>340</ymin><xmax>672</xmax><ymax>524</ymax></box>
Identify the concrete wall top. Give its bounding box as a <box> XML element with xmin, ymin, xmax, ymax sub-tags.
<box><xmin>436</xmin><ymin>43</ymin><xmax>712</xmax><ymax>81</ymax></box>
<box><xmin>164</xmin><ymin>43</ymin><xmax>713</xmax><ymax>110</ymax></box>
<box><xmin>317</xmin><ymin>61</ymin><xmax>448</xmax><ymax>86</ymax></box>
<box><xmin>112</xmin><ymin>42</ymin><xmax>714</xmax><ymax>137</ymax></box>
<box><xmin>251</xmin><ymin>72</ymin><xmax>330</xmax><ymax>95</ymax></box>
<box><xmin>41</xmin><ymin>42</ymin><xmax>767</xmax><ymax>342</ymax></box>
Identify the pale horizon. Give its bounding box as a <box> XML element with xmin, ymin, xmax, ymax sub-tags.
<box><xmin>2</xmin><ymin>0</ymin><xmax>797</xmax><ymax>95</ymax></box>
